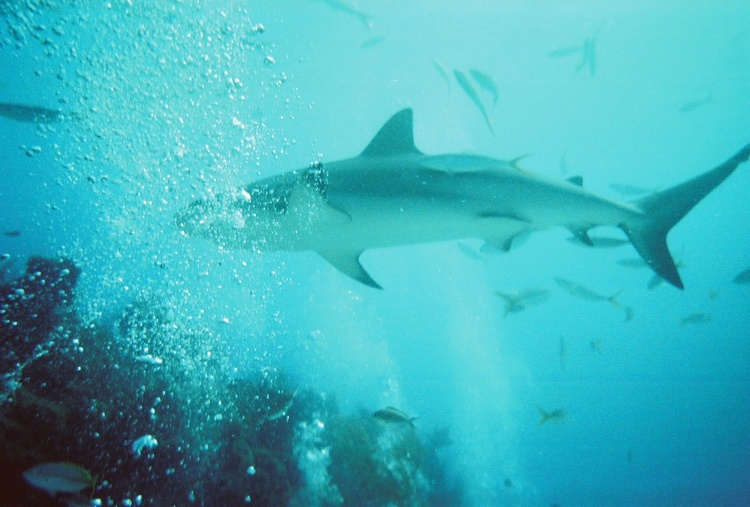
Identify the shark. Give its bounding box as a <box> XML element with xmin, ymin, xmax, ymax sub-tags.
<box><xmin>176</xmin><ymin>109</ymin><xmax>750</xmax><ymax>290</ymax></box>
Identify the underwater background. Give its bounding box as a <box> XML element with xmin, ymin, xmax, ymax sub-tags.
<box><xmin>1</xmin><ymin>1</ymin><xmax>749</xmax><ymax>506</ymax></box>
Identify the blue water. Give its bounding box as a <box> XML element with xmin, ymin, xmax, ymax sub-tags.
<box><xmin>1</xmin><ymin>2</ymin><xmax>749</xmax><ymax>506</ymax></box>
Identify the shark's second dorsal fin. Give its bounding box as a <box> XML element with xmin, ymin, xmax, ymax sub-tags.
<box><xmin>361</xmin><ymin>109</ymin><xmax>422</xmax><ymax>157</ymax></box>
<box><xmin>566</xmin><ymin>176</ymin><xmax>583</xmax><ymax>187</ymax></box>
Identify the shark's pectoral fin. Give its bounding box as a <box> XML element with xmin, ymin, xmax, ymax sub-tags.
<box><xmin>317</xmin><ymin>250</ymin><xmax>382</xmax><ymax>289</ymax></box>
<box><xmin>487</xmin><ymin>235</ymin><xmax>516</xmax><ymax>252</ymax></box>
<box><xmin>288</xmin><ymin>177</ymin><xmax>351</xmax><ymax>226</ymax></box>
<box><xmin>569</xmin><ymin>227</ymin><xmax>593</xmax><ymax>246</ymax></box>
<box><xmin>483</xmin><ymin>231</ymin><xmax>530</xmax><ymax>252</ymax></box>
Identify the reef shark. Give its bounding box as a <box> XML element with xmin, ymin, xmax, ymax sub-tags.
<box><xmin>176</xmin><ymin>109</ymin><xmax>750</xmax><ymax>290</ymax></box>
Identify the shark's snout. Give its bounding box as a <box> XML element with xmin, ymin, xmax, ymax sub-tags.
<box><xmin>174</xmin><ymin>199</ymin><xmax>212</xmax><ymax>236</ymax></box>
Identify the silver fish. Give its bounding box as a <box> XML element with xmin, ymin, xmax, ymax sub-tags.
<box><xmin>23</xmin><ymin>462</ymin><xmax>95</xmax><ymax>495</ymax></box>
<box><xmin>555</xmin><ymin>278</ymin><xmax>621</xmax><ymax>307</ymax></box>
<box><xmin>537</xmin><ymin>405</ymin><xmax>566</xmax><ymax>425</ymax></box>
<box><xmin>373</xmin><ymin>406</ymin><xmax>416</xmax><ymax>426</ymax></box>
<box><xmin>453</xmin><ymin>70</ymin><xmax>494</xmax><ymax>135</ymax></box>
<box><xmin>469</xmin><ymin>69</ymin><xmax>499</xmax><ymax>109</ymax></box>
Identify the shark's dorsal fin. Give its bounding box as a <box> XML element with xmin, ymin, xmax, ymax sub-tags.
<box><xmin>361</xmin><ymin>109</ymin><xmax>422</xmax><ymax>157</ymax></box>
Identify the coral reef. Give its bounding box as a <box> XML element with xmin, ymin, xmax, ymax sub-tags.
<box><xmin>0</xmin><ymin>257</ymin><xmax>459</xmax><ymax>506</ymax></box>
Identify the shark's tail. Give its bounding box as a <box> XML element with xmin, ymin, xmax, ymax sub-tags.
<box><xmin>619</xmin><ymin>142</ymin><xmax>750</xmax><ymax>289</ymax></box>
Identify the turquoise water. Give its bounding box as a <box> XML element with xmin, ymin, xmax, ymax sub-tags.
<box><xmin>1</xmin><ymin>2</ymin><xmax>749</xmax><ymax>506</ymax></box>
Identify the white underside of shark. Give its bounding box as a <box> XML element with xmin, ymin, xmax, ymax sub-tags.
<box><xmin>176</xmin><ymin>109</ymin><xmax>750</xmax><ymax>289</ymax></box>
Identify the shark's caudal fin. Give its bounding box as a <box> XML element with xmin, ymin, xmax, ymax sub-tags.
<box><xmin>620</xmin><ymin>142</ymin><xmax>750</xmax><ymax>289</ymax></box>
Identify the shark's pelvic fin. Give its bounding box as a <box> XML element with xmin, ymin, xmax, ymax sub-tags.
<box><xmin>569</xmin><ymin>227</ymin><xmax>593</xmax><ymax>246</ymax></box>
<box><xmin>485</xmin><ymin>231</ymin><xmax>528</xmax><ymax>252</ymax></box>
<box><xmin>317</xmin><ymin>250</ymin><xmax>383</xmax><ymax>289</ymax></box>
<box><xmin>621</xmin><ymin>142</ymin><xmax>750</xmax><ymax>289</ymax></box>
<box><xmin>360</xmin><ymin>109</ymin><xmax>423</xmax><ymax>157</ymax></box>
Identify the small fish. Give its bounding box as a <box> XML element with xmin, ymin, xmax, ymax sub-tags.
<box><xmin>680</xmin><ymin>313</ymin><xmax>711</xmax><ymax>328</ymax></box>
<box><xmin>454</xmin><ymin>69</ymin><xmax>494</xmax><ymax>135</ymax></box>
<box><xmin>0</xmin><ymin>102</ymin><xmax>62</xmax><ymax>123</ymax></box>
<box><xmin>267</xmin><ymin>386</ymin><xmax>299</xmax><ymax>421</ymax></box>
<box><xmin>732</xmin><ymin>267</ymin><xmax>750</xmax><ymax>285</ymax></box>
<box><xmin>554</xmin><ymin>278</ymin><xmax>621</xmax><ymax>307</ymax></box>
<box><xmin>313</xmin><ymin>0</ymin><xmax>372</xmax><ymax>28</ymax></box>
<box><xmin>537</xmin><ymin>405</ymin><xmax>566</xmax><ymax>425</ymax></box>
<box><xmin>647</xmin><ymin>274</ymin><xmax>664</xmax><ymax>290</ymax></box>
<box><xmin>619</xmin><ymin>257</ymin><xmax>683</xmax><ymax>290</ymax></box>
<box><xmin>23</xmin><ymin>462</ymin><xmax>95</xmax><ymax>495</ymax></box>
<box><xmin>432</xmin><ymin>59</ymin><xmax>451</xmax><ymax>94</ymax></box>
<box><xmin>360</xmin><ymin>36</ymin><xmax>385</xmax><ymax>49</ymax></box>
<box><xmin>679</xmin><ymin>94</ymin><xmax>712</xmax><ymax>113</ymax></box>
<box><xmin>547</xmin><ymin>46</ymin><xmax>583</xmax><ymax>58</ymax></box>
<box><xmin>373</xmin><ymin>406</ymin><xmax>417</xmax><ymax>426</ymax></box>
<box><xmin>590</xmin><ymin>340</ymin><xmax>602</xmax><ymax>354</ymax></box>
<box><xmin>707</xmin><ymin>288</ymin><xmax>719</xmax><ymax>301</ymax></box>
<box><xmin>617</xmin><ymin>258</ymin><xmax>648</xmax><ymax>268</ymax></box>
<box><xmin>469</xmin><ymin>69</ymin><xmax>499</xmax><ymax>109</ymax></box>
<box><xmin>3</xmin><ymin>230</ymin><xmax>21</xmax><ymax>237</ymax></box>
<box><xmin>548</xmin><ymin>34</ymin><xmax>596</xmax><ymax>76</ymax></box>
<box><xmin>135</xmin><ymin>354</ymin><xmax>164</xmax><ymax>365</ymax></box>
<box><xmin>494</xmin><ymin>288</ymin><xmax>550</xmax><ymax>317</ymax></box>
<box><xmin>131</xmin><ymin>434</ymin><xmax>158</xmax><ymax>457</ymax></box>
